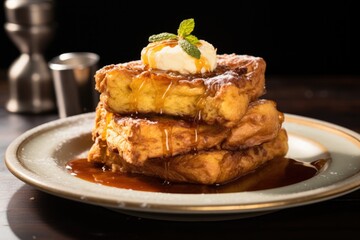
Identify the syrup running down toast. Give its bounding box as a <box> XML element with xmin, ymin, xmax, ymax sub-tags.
<box><xmin>87</xmin><ymin>18</ymin><xmax>289</xmax><ymax>185</ymax></box>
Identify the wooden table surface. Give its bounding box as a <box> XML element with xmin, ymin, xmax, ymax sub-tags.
<box><xmin>1</xmin><ymin>73</ymin><xmax>359</xmax><ymax>239</ymax></box>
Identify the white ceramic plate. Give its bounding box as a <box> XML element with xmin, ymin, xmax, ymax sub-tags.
<box><xmin>5</xmin><ymin>113</ymin><xmax>360</xmax><ymax>221</ymax></box>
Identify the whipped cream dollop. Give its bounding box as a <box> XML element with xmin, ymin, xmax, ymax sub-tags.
<box><xmin>141</xmin><ymin>39</ymin><xmax>217</xmax><ymax>74</ymax></box>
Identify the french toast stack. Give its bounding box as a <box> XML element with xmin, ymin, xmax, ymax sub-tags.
<box><xmin>87</xmin><ymin>54</ymin><xmax>289</xmax><ymax>185</ymax></box>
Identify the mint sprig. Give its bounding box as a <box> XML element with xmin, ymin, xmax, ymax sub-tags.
<box><xmin>178</xmin><ymin>18</ymin><xmax>195</xmax><ymax>37</ymax></box>
<box><xmin>179</xmin><ymin>39</ymin><xmax>201</xmax><ymax>59</ymax></box>
<box><xmin>149</xmin><ymin>32</ymin><xmax>177</xmax><ymax>42</ymax></box>
<box><xmin>148</xmin><ymin>18</ymin><xmax>201</xmax><ymax>59</ymax></box>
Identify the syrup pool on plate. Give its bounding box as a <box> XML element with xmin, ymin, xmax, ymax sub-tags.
<box><xmin>66</xmin><ymin>157</ymin><xmax>329</xmax><ymax>194</ymax></box>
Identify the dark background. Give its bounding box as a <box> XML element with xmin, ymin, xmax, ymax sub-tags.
<box><xmin>1</xmin><ymin>1</ymin><xmax>360</xmax><ymax>76</ymax></box>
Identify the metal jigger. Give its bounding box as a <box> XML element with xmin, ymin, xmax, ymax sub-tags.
<box><xmin>4</xmin><ymin>0</ymin><xmax>56</xmax><ymax>113</ymax></box>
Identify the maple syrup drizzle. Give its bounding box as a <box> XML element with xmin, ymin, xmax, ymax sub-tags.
<box><xmin>101</xmin><ymin>112</ymin><xmax>113</xmax><ymax>140</ymax></box>
<box><xmin>195</xmin><ymin>94</ymin><xmax>205</xmax><ymax>123</ymax></box>
<box><xmin>194</xmin><ymin>54</ymin><xmax>211</xmax><ymax>73</ymax></box>
<box><xmin>160</xmin><ymin>80</ymin><xmax>174</xmax><ymax>113</ymax></box>
<box><xmin>192</xmin><ymin>88</ymin><xmax>210</xmax><ymax>152</ymax></box>
<box><xmin>159</xmin><ymin>124</ymin><xmax>173</xmax><ymax>182</ymax></box>
<box><xmin>129</xmin><ymin>77</ymin><xmax>145</xmax><ymax>113</ymax></box>
<box><xmin>66</xmin><ymin>157</ymin><xmax>329</xmax><ymax>194</ymax></box>
<box><xmin>161</xmin><ymin>127</ymin><xmax>173</xmax><ymax>157</ymax></box>
<box><xmin>192</xmin><ymin>128</ymin><xmax>199</xmax><ymax>151</ymax></box>
<box><xmin>141</xmin><ymin>41</ymin><xmax>176</xmax><ymax>67</ymax></box>
<box><xmin>154</xmin><ymin>78</ymin><xmax>177</xmax><ymax>114</ymax></box>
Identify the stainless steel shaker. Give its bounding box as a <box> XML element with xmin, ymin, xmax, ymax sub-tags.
<box><xmin>4</xmin><ymin>0</ymin><xmax>56</xmax><ymax>113</ymax></box>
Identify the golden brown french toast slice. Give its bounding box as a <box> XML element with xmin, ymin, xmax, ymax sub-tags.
<box><xmin>88</xmin><ymin>129</ymin><xmax>288</xmax><ymax>185</ymax></box>
<box><xmin>90</xmin><ymin>99</ymin><xmax>284</xmax><ymax>165</ymax></box>
<box><xmin>222</xmin><ymin>99</ymin><xmax>284</xmax><ymax>150</ymax></box>
<box><xmin>95</xmin><ymin>54</ymin><xmax>266</xmax><ymax>127</ymax></box>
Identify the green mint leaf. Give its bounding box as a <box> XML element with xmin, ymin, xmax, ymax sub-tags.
<box><xmin>185</xmin><ymin>35</ymin><xmax>199</xmax><ymax>45</ymax></box>
<box><xmin>147</xmin><ymin>19</ymin><xmax>201</xmax><ymax>59</ymax></box>
<box><xmin>149</xmin><ymin>32</ymin><xmax>177</xmax><ymax>42</ymax></box>
<box><xmin>177</xmin><ymin>18</ymin><xmax>195</xmax><ymax>37</ymax></box>
<box><xmin>179</xmin><ymin>39</ymin><xmax>201</xmax><ymax>59</ymax></box>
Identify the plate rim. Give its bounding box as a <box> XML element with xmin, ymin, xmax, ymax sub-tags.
<box><xmin>5</xmin><ymin>112</ymin><xmax>360</xmax><ymax>215</ymax></box>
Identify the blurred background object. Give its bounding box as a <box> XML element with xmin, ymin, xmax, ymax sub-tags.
<box><xmin>3</xmin><ymin>0</ymin><xmax>56</xmax><ymax>113</ymax></box>
<box><xmin>1</xmin><ymin>1</ymin><xmax>359</xmax><ymax>76</ymax></box>
<box><xmin>49</xmin><ymin>52</ymin><xmax>99</xmax><ymax>118</ymax></box>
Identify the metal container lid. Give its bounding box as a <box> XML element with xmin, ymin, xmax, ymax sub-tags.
<box><xmin>4</xmin><ymin>0</ymin><xmax>54</xmax><ymax>25</ymax></box>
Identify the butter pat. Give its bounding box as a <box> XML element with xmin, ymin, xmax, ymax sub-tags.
<box><xmin>141</xmin><ymin>39</ymin><xmax>217</xmax><ymax>74</ymax></box>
